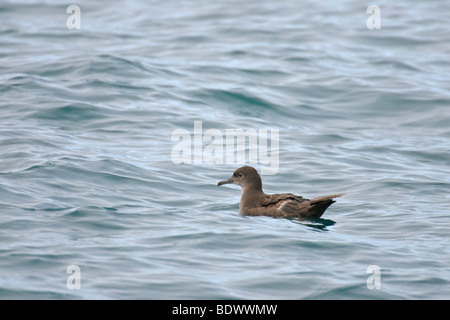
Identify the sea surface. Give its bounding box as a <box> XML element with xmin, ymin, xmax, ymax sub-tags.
<box><xmin>1</xmin><ymin>0</ymin><xmax>449</xmax><ymax>299</ymax></box>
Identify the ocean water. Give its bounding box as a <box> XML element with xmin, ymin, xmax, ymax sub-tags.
<box><xmin>1</xmin><ymin>0</ymin><xmax>449</xmax><ymax>300</ymax></box>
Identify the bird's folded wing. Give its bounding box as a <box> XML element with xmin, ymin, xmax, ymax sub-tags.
<box><xmin>261</xmin><ymin>193</ymin><xmax>343</xmax><ymax>217</ymax></box>
<box><xmin>260</xmin><ymin>193</ymin><xmax>307</xmax><ymax>206</ymax></box>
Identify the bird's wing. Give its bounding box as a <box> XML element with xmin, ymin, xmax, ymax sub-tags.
<box><xmin>261</xmin><ymin>193</ymin><xmax>343</xmax><ymax>218</ymax></box>
<box><xmin>260</xmin><ymin>193</ymin><xmax>308</xmax><ymax>206</ymax></box>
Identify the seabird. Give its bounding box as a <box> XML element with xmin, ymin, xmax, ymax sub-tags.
<box><xmin>218</xmin><ymin>166</ymin><xmax>342</xmax><ymax>219</ymax></box>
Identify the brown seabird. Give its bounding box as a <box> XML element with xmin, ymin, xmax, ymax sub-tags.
<box><xmin>218</xmin><ymin>166</ymin><xmax>342</xmax><ymax>219</ymax></box>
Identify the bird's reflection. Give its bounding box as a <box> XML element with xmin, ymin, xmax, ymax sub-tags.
<box><xmin>290</xmin><ymin>218</ymin><xmax>336</xmax><ymax>231</ymax></box>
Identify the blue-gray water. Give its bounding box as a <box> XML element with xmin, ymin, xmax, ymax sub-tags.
<box><xmin>1</xmin><ymin>0</ymin><xmax>449</xmax><ymax>299</ymax></box>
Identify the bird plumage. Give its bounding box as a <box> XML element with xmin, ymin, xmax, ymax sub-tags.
<box><xmin>218</xmin><ymin>166</ymin><xmax>342</xmax><ymax>219</ymax></box>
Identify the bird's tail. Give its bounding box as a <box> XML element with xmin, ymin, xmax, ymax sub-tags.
<box><xmin>309</xmin><ymin>194</ymin><xmax>344</xmax><ymax>205</ymax></box>
<box><xmin>306</xmin><ymin>194</ymin><xmax>344</xmax><ymax>219</ymax></box>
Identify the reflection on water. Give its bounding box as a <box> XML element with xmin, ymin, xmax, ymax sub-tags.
<box><xmin>291</xmin><ymin>218</ymin><xmax>336</xmax><ymax>231</ymax></box>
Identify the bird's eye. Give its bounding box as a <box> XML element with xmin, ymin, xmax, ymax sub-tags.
<box><xmin>238</xmin><ymin>173</ymin><xmax>243</xmax><ymax>177</ymax></box>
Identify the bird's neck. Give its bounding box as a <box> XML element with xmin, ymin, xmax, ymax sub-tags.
<box><xmin>241</xmin><ymin>179</ymin><xmax>263</xmax><ymax>195</ymax></box>
<box><xmin>240</xmin><ymin>183</ymin><xmax>265</xmax><ymax>211</ymax></box>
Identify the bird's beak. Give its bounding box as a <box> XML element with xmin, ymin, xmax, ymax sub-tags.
<box><xmin>218</xmin><ymin>177</ymin><xmax>234</xmax><ymax>186</ymax></box>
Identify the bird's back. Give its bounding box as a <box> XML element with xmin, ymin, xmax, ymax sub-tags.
<box><xmin>243</xmin><ymin>193</ymin><xmax>343</xmax><ymax>219</ymax></box>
